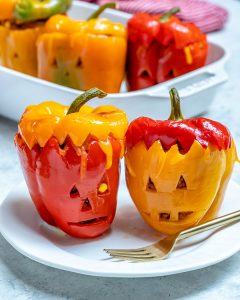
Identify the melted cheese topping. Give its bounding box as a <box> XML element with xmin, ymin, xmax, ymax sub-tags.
<box><xmin>18</xmin><ymin>101</ymin><xmax>128</xmax><ymax>169</ymax></box>
<box><xmin>98</xmin><ymin>139</ymin><xmax>113</xmax><ymax>170</ymax></box>
<box><xmin>125</xmin><ymin>139</ymin><xmax>237</xmax><ymax>234</ymax></box>
<box><xmin>44</xmin><ymin>15</ymin><xmax>126</xmax><ymax>38</ymax></box>
<box><xmin>184</xmin><ymin>46</ymin><xmax>193</xmax><ymax>65</ymax></box>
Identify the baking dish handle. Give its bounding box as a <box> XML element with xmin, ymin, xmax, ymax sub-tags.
<box><xmin>145</xmin><ymin>67</ymin><xmax>228</xmax><ymax>98</ymax></box>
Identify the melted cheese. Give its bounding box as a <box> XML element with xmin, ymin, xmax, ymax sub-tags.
<box><xmin>44</xmin><ymin>15</ymin><xmax>126</xmax><ymax>38</ymax></box>
<box><xmin>184</xmin><ymin>46</ymin><xmax>193</xmax><ymax>65</ymax></box>
<box><xmin>125</xmin><ymin>139</ymin><xmax>237</xmax><ymax>234</ymax></box>
<box><xmin>18</xmin><ymin>101</ymin><xmax>128</xmax><ymax>170</ymax></box>
<box><xmin>98</xmin><ymin>139</ymin><xmax>113</xmax><ymax>170</ymax></box>
<box><xmin>80</xmin><ymin>147</ymin><xmax>88</xmax><ymax>179</ymax></box>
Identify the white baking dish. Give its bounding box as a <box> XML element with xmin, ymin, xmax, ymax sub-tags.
<box><xmin>0</xmin><ymin>1</ymin><xmax>229</xmax><ymax>122</ymax></box>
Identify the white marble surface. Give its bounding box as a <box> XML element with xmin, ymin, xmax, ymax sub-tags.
<box><xmin>1</xmin><ymin>0</ymin><xmax>240</xmax><ymax>299</ymax></box>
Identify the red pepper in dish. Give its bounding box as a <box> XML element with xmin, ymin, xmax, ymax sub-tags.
<box><xmin>15</xmin><ymin>88</ymin><xmax>128</xmax><ymax>238</ymax></box>
<box><xmin>127</xmin><ymin>8</ymin><xmax>208</xmax><ymax>91</ymax></box>
<box><xmin>125</xmin><ymin>88</ymin><xmax>237</xmax><ymax>234</ymax></box>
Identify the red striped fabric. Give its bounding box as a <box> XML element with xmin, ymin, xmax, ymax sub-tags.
<box><xmin>82</xmin><ymin>0</ymin><xmax>228</xmax><ymax>33</ymax></box>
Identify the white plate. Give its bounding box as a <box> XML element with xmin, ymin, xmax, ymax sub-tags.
<box><xmin>0</xmin><ymin>178</ymin><xmax>240</xmax><ymax>278</ymax></box>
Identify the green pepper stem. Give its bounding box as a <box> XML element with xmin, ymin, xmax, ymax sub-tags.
<box><xmin>159</xmin><ymin>7</ymin><xmax>180</xmax><ymax>23</ymax></box>
<box><xmin>67</xmin><ymin>88</ymin><xmax>107</xmax><ymax>115</ymax></box>
<box><xmin>87</xmin><ymin>2</ymin><xmax>117</xmax><ymax>21</ymax></box>
<box><xmin>168</xmin><ymin>88</ymin><xmax>184</xmax><ymax>120</ymax></box>
<box><xmin>14</xmin><ymin>0</ymin><xmax>72</xmax><ymax>22</ymax></box>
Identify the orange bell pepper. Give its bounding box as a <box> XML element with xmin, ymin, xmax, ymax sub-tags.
<box><xmin>0</xmin><ymin>0</ymin><xmax>72</xmax><ymax>76</ymax></box>
<box><xmin>0</xmin><ymin>22</ymin><xmax>43</xmax><ymax>76</ymax></box>
<box><xmin>125</xmin><ymin>88</ymin><xmax>237</xmax><ymax>235</ymax></box>
<box><xmin>37</xmin><ymin>12</ymin><xmax>127</xmax><ymax>92</ymax></box>
<box><xmin>15</xmin><ymin>88</ymin><xmax>128</xmax><ymax>238</ymax></box>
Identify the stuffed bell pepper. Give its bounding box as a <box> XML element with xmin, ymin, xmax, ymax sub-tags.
<box><xmin>127</xmin><ymin>8</ymin><xmax>208</xmax><ymax>91</ymax></box>
<box><xmin>125</xmin><ymin>88</ymin><xmax>237</xmax><ymax>234</ymax></box>
<box><xmin>15</xmin><ymin>88</ymin><xmax>128</xmax><ymax>238</ymax></box>
<box><xmin>37</xmin><ymin>4</ymin><xmax>127</xmax><ymax>93</ymax></box>
<box><xmin>0</xmin><ymin>0</ymin><xmax>72</xmax><ymax>76</ymax></box>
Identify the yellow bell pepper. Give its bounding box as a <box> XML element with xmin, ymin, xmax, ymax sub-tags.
<box><xmin>37</xmin><ymin>14</ymin><xmax>127</xmax><ymax>93</ymax></box>
<box><xmin>125</xmin><ymin>88</ymin><xmax>237</xmax><ymax>235</ymax></box>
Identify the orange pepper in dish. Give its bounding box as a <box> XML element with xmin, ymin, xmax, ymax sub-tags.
<box><xmin>0</xmin><ymin>0</ymin><xmax>72</xmax><ymax>76</ymax></box>
<box><xmin>37</xmin><ymin>6</ymin><xmax>127</xmax><ymax>93</ymax></box>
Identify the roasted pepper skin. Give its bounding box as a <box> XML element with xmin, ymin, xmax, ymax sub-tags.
<box><xmin>15</xmin><ymin>93</ymin><xmax>128</xmax><ymax>238</ymax></box>
<box><xmin>37</xmin><ymin>15</ymin><xmax>127</xmax><ymax>93</ymax></box>
<box><xmin>127</xmin><ymin>12</ymin><xmax>208</xmax><ymax>91</ymax></box>
<box><xmin>125</xmin><ymin>91</ymin><xmax>237</xmax><ymax>235</ymax></box>
<box><xmin>16</xmin><ymin>135</ymin><xmax>121</xmax><ymax>238</ymax></box>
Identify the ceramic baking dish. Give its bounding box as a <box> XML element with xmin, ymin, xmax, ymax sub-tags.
<box><xmin>0</xmin><ymin>1</ymin><xmax>229</xmax><ymax>122</ymax></box>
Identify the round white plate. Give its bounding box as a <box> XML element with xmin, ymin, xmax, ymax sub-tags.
<box><xmin>0</xmin><ymin>178</ymin><xmax>240</xmax><ymax>278</ymax></box>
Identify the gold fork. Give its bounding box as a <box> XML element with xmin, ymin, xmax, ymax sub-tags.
<box><xmin>104</xmin><ymin>210</ymin><xmax>240</xmax><ymax>262</ymax></box>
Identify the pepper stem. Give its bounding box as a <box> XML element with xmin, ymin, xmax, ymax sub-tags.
<box><xmin>67</xmin><ymin>88</ymin><xmax>107</xmax><ymax>115</ymax></box>
<box><xmin>14</xmin><ymin>0</ymin><xmax>72</xmax><ymax>22</ymax></box>
<box><xmin>159</xmin><ymin>7</ymin><xmax>180</xmax><ymax>23</ymax></box>
<box><xmin>87</xmin><ymin>2</ymin><xmax>117</xmax><ymax>21</ymax></box>
<box><xmin>168</xmin><ymin>88</ymin><xmax>184</xmax><ymax>120</ymax></box>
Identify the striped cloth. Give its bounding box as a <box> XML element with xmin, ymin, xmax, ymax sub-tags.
<box><xmin>82</xmin><ymin>0</ymin><xmax>228</xmax><ymax>33</ymax></box>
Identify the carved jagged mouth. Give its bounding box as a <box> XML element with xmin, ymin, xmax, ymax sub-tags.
<box><xmin>143</xmin><ymin>211</ymin><xmax>194</xmax><ymax>222</ymax></box>
<box><xmin>68</xmin><ymin>216</ymin><xmax>108</xmax><ymax>227</ymax></box>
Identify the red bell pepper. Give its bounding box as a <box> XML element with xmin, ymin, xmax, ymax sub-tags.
<box><xmin>127</xmin><ymin>8</ymin><xmax>208</xmax><ymax>91</ymax></box>
<box><xmin>15</xmin><ymin>88</ymin><xmax>128</xmax><ymax>238</ymax></box>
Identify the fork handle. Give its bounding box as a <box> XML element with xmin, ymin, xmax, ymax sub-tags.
<box><xmin>178</xmin><ymin>210</ymin><xmax>240</xmax><ymax>240</ymax></box>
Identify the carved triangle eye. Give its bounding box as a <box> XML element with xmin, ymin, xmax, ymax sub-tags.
<box><xmin>177</xmin><ymin>176</ymin><xmax>187</xmax><ymax>189</ymax></box>
<box><xmin>140</xmin><ymin>70</ymin><xmax>150</xmax><ymax>79</ymax></box>
<box><xmin>70</xmin><ymin>185</ymin><xmax>80</xmax><ymax>198</ymax></box>
<box><xmin>147</xmin><ymin>178</ymin><xmax>157</xmax><ymax>192</ymax></box>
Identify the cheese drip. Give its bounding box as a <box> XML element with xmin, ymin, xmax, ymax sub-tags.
<box><xmin>18</xmin><ymin>101</ymin><xmax>128</xmax><ymax>169</ymax></box>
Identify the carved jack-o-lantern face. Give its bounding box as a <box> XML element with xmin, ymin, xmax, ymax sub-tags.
<box><xmin>125</xmin><ymin>140</ymin><xmax>236</xmax><ymax>235</ymax></box>
<box><xmin>15</xmin><ymin>89</ymin><xmax>128</xmax><ymax>238</ymax></box>
<box><xmin>16</xmin><ymin>135</ymin><xmax>121</xmax><ymax>238</ymax></box>
<box><xmin>125</xmin><ymin>88</ymin><xmax>236</xmax><ymax>235</ymax></box>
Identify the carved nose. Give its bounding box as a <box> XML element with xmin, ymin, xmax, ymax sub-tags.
<box><xmin>81</xmin><ymin>199</ymin><xmax>92</xmax><ymax>212</ymax></box>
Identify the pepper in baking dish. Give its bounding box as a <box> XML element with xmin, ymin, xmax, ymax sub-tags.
<box><xmin>0</xmin><ymin>22</ymin><xmax>43</xmax><ymax>76</ymax></box>
<box><xmin>0</xmin><ymin>0</ymin><xmax>72</xmax><ymax>76</ymax></box>
<box><xmin>0</xmin><ymin>0</ymin><xmax>72</xmax><ymax>22</ymax></box>
<box><xmin>37</xmin><ymin>3</ymin><xmax>127</xmax><ymax>93</ymax></box>
<box><xmin>15</xmin><ymin>88</ymin><xmax>128</xmax><ymax>238</ymax></box>
<box><xmin>125</xmin><ymin>88</ymin><xmax>237</xmax><ymax>234</ymax></box>
<box><xmin>127</xmin><ymin>8</ymin><xmax>208</xmax><ymax>91</ymax></box>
